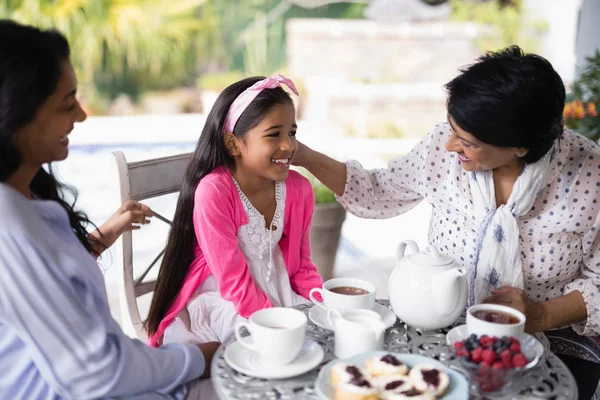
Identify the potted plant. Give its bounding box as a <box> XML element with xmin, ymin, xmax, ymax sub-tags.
<box><xmin>564</xmin><ymin>51</ymin><xmax>600</xmax><ymax>142</ymax></box>
<box><xmin>304</xmin><ymin>171</ymin><xmax>347</xmax><ymax>281</ymax></box>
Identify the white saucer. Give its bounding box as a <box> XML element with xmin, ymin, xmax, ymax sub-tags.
<box><xmin>446</xmin><ymin>324</ymin><xmax>544</xmax><ymax>369</ymax></box>
<box><xmin>224</xmin><ymin>339</ymin><xmax>324</xmax><ymax>379</ymax></box>
<box><xmin>308</xmin><ymin>303</ymin><xmax>397</xmax><ymax>330</ymax></box>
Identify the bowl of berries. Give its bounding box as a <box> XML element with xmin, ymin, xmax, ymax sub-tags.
<box><xmin>446</xmin><ymin>325</ymin><xmax>544</xmax><ymax>395</ymax></box>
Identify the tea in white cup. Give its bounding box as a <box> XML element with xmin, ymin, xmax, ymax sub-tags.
<box><xmin>309</xmin><ymin>277</ymin><xmax>376</xmax><ymax>313</ymax></box>
<box><xmin>467</xmin><ymin>304</ymin><xmax>526</xmax><ymax>338</ymax></box>
<box><xmin>234</xmin><ymin>307</ymin><xmax>307</xmax><ymax>366</ymax></box>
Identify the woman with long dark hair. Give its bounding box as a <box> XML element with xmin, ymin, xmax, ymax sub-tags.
<box><xmin>145</xmin><ymin>75</ymin><xmax>322</xmax><ymax>350</ymax></box>
<box><xmin>0</xmin><ymin>20</ymin><xmax>217</xmax><ymax>399</ymax></box>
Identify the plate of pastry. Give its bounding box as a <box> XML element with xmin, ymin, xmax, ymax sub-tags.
<box><xmin>315</xmin><ymin>352</ymin><xmax>469</xmax><ymax>399</ymax></box>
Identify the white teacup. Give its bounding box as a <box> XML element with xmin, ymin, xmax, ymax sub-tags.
<box><xmin>467</xmin><ymin>304</ymin><xmax>526</xmax><ymax>338</ymax></box>
<box><xmin>309</xmin><ymin>278</ymin><xmax>376</xmax><ymax>313</ymax></box>
<box><xmin>234</xmin><ymin>307</ymin><xmax>307</xmax><ymax>366</ymax></box>
<box><xmin>327</xmin><ymin>308</ymin><xmax>386</xmax><ymax>359</ymax></box>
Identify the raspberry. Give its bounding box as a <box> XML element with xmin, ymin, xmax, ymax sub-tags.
<box><xmin>513</xmin><ymin>353</ymin><xmax>528</xmax><ymax>368</ymax></box>
<box><xmin>509</xmin><ymin>336</ymin><xmax>520</xmax><ymax>344</ymax></box>
<box><xmin>482</xmin><ymin>349</ymin><xmax>496</xmax><ymax>364</ymax></box>
<box><xmin>471</xmin><ymin>347</ymin><xmax>483</xmax><ymax>363</ymax></box>
<box><xmin>500</xmin><ymin>349</ymin><xmax>512</xmax><ymax>363</ymax></box>
<box><xmin>456</xmin><ymin>349</ymin><xmax>470</xmax><ymax>358</ymax></box>
<box><xmin>453</xmin><ymin>341</ymin><xmax>464</xmax><ymax>350</ymax></box>
<box><xmin>480</xmin><ymin>335</ymin><xmax>492</xmax><ymax>347</ymax></box>
<box><xmin>510</xmin><ymin>342</ymin><xmax>521</xmax><ymax>352</ymax></box>
<box><xmin>492</xmin><ymin>361</ymin><xmax>505</xmax><ymax>370</ymax></box>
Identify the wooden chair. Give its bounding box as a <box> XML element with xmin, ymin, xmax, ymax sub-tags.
<box><xmin>113</xmin><ymin>151</ymin><xmax>192</xmax><ymax>340</ymax></box>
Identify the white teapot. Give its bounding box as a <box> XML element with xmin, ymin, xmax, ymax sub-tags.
<box><xmin>388</xmin><ymin>240</ymin><xmax>468</xmax><ymax>330</ymax></box>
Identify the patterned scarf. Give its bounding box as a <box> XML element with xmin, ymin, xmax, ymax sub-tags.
<box><xmin>469</xmin><ymin>144</ymin><xmax>558</xmax><ymax>306</ymax></box>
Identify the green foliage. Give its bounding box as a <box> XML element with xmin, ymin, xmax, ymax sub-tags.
<box><xmin>2</xmin><ymin>1</ymin><xmax>367</xmax><ymax>112</ymax></box>
<box><xmin>575</xmin><ymin>51</ymin><xmax>600</xmax><ymax>106</ymax></box>
<box><xmin>450</xmin><ymin>0</ymin><xmax>547</xmax><ymax>52</ymax></box>
<box><xmin>242</xmin><ymin>13</ymin><xmax>286</xmax><ymax>76</ymax></box>
<box><xmin>313</xmin><ymin>181</ymin><xmax>337</xmax><ymax>204</ymax></box>
<box><xmin>564</xmin><ymin>51</ymin><xmax>600</xmax><ymax>142</ymax></box>
<box><xmin>2</xmin><ymin>0</ymin><xmax>216</xmax><ymax>106</ymax></box>
<box><xmin>339</xmin><ymin>3</ymin><xmax>367</xmax><ymax>18</ymax></box>
<box><xmin>298</xmin><ymin>169</ymin><xmax>337</xmax><ymax>204</ymax></box>
<box><xmin>197</xmin><ymin>71</ymin><xmax>247</xmax><ymax>92</ymax></box>
<box><xmin>209</xmin><ymin>1</ymin><xmax>369</xmax><ymax>75</ymax></box>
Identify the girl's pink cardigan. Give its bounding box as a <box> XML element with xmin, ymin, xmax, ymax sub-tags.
<box><xmin>148</xmin><ymin>167</ymin><xmax>323</xmax><ymax>347</ymax></box>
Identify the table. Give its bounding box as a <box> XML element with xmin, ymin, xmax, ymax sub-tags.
<box><xmin>211</xmin><ymin>301</ymin><xmax>578</xmax><ymax>399</ymax></box>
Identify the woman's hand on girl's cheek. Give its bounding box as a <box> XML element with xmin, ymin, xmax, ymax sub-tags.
<box><xmin>482</xmin><ymin>286</ymin><xmax>549</xmax><ymax>333</ymax></box>
<box><xmin>291</xmin><ymin>141</ymin><xmax>311</xmax><ymax>167</ymax></box>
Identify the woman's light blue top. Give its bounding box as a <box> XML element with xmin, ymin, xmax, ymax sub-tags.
<box><xmin>0</xmin><ymin>183</ymin><xmax>204</xmax><ymax>399</ymax></box>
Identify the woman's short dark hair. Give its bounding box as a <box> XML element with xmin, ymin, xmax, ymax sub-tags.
<box><xmin>0</xmin><ymin>20</ymin><xmax>97</xmax><ymax>253</ymax></box>
<box><xmin>445</xmin><ymin>45</ymin><xmax>565</xmax><ymax>163</ymax></box>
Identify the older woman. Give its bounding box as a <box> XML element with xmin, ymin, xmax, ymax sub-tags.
<box><xmin>0</xmin><ymin>21</ymin><xmax>217</xmax><ymax>399</ymax></box>
<box><xmin>294</xmin><ymin>46</ymin><xmax>600</xmax><ymax>399</ymax></box>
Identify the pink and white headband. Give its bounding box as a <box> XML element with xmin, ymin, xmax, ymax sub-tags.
<box><xmin>223</xmin><ymin>74</ymin><xmax>299</xmax><ymax>133</ymax></box>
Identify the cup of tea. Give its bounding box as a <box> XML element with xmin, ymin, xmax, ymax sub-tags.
<box><xmin>467</xmin><ymin>304</ymin><xmax>526</xmax><ymax>338</ymax></box>
<box><xmin>309</xmin><ymin>277</ymin><xmax>376</xmax><ymax>313</ymax></box>
<box><xmin>234</xmin><ymin>307</ymin><xmax>307</xmax><ymax>366</ymax></box>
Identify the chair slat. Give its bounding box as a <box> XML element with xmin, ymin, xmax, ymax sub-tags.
<box><xmin>134</xmin><ymin>280</ymin><xmax>157</xmax><ymax>297</ymax></box>
<box><xmin>128</xmin><ymin>153</ymin><xmax>192</xmax><ymax>201</ymax></box>
<box><xmin>113</xmin><ymin>151</ymin><xmax>190</xmax><ymax>340</ymax></box>
<box><xmin>135</xmin><ymin>249</ymin><xmax>165</xmax><ymax>286</ymax></box>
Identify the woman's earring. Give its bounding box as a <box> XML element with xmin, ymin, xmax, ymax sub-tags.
<box><xmin>517</xmin><ymin>152</ymin><xmax>524</xmax><ymax>157</ymax></box>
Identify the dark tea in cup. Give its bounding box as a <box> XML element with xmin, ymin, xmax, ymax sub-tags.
<box><xmin>330</xmin><ymin>286</ymin><xmax>369</xmax><ymax>296</ymax></box>
<box><xmin>472</xmin><ymin>310</ymin><xmax>519</xmax><ymax>325</ymax></box>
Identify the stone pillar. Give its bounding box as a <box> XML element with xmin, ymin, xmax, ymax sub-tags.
<box><xmin>523</xmin><ymin>0</ymin><xmax>582</xmax><ymax>85</ymax></box>
<box><xmin>286</xmin><ymin>18</ymin><xmax>483</xmax><ymax>137</ymax></box>
<box><xmin>575</xmin><ymin>0</ymin><xmax>600</xmax><ymax>78</ymax></box>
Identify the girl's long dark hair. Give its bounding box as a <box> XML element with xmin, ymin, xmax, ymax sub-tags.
<box><xmin>145</xmin><ymin>77</ymin><xmax>293</xmax><ymax>336</ymax></box>
<box><xmin>0</xmin><ymin>20</ymin><xmax>96</xmax><ymax>253</ymax></box>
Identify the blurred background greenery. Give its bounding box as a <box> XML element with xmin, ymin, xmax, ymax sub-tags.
<box><xmin>1</xmin><ymin>0</ymin><xmax>367</xmax><ymax>112</ymax></box>
<box><xmin>564</xmin><ymin>51</ymin><xmax>600</xmax><ymax>142</ymax></box>
<box><xmin>1</xmin><ymin>0</ymin><xmax>544</xmax><ymax>115</ymax></box>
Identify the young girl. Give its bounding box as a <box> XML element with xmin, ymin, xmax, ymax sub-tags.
<box><xmin>146</xmin><ymin>74</ymin><xmax>323</xmax><ymax>347</ymax></box>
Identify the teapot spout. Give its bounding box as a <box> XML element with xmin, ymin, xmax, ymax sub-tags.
<box><xmin>432</xmin><ymin>268</ymin><xmax>467</xmax><ymax>316</ymax></box>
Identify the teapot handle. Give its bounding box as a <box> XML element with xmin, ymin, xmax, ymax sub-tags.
<box><xmin>396</xmin><ymin>240</ymin><xmax>420</xmax><ymax>260</ymax></box>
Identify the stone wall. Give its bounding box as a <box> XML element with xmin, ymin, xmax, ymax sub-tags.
<box><xmin>286</xmin><ymin>19</ymin><xmax>484</xmax><ymax>137</ymax></box>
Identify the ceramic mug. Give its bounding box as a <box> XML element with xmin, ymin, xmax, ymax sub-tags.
<box><xmin>234</xmin><ymin>307</ymin><xmax>307</xmax><ymax>365</ymax></box>
<box><xmin>327</xmin><ymin>308</ymin><xmax>386</xmax><ymax>359</ymax></box>
<box><xmin>309</xmin><ymin>277</ymin><xmax>376</xmax><ymax>313</ymax></box>
<box><xmin>467</xmin><ymin>304</ymin><xmax>526</xmax><ymax>338</ymax></box>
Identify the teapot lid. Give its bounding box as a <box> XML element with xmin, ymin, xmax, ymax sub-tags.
<box><xmin>406</xmin><ymin>246</ymin><xmax>455</xmax><ymax>266</ymax></box>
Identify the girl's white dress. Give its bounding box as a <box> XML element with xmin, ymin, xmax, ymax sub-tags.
<box><xmin>163</xmin><ymin>179</ymin><xmax>310</xmax><ymax>400</ymax></box>
<box><xmin>163</xmin><ymin>178</ymin><xmax>309</xmax><ymax>345</ymax></box>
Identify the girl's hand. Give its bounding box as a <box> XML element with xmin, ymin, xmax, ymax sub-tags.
<box><xmin>105</xmin><ymin>200</ymin><xmax>152</xmax><ymax>235</ymax></box>
<box><xmin>482</xmin><ymin>286</ymin><xmax>549</xmax><ymax>333</ymax></box>
<box><xmin>90</xmin><ymin>200</ymin><xmax>152</xmax><ymax>257</ymax></box>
